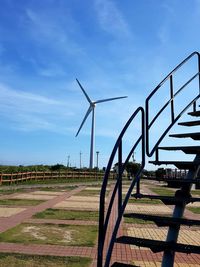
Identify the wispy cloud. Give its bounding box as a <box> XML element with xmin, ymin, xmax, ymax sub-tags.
<box><xmin>0</xmin><ymin>83</ymin><xmax>75</xmax><ymax>133</ymax></box>
<box><xmin>94</xmin><ymin>0</ymin><xmax>132</xmax><ymax>39</ymax></box>
<box><xmin>25</xmin><ymin>8</ymin><xmax>82</xmax><ymax>56</ymax></box>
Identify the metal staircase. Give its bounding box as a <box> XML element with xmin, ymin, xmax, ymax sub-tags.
<box><xmin>97</xmin><ymin>52</ymin><xmax>200</xmax><ymax>267</ymax></box>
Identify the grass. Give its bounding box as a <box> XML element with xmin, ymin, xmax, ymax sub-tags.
<box><xmin>40</xmin><ymin>186</ymin><xmax>77</xmax><ymax>191</ymax></box>
<box><xmin>191</xmin><ymin>189</ymin><xmax>200</xmax><ymax>196</ymax></box>
<box><xmin>75</xmin><ymin>190</ymin><xmax>101</xmax><ymax>196</ymax></box>
<box><xmin>0</xmin><ymin>253</ymin><xmax>91</xmax><ymax>267</ymax></box>
<box><xmin>0</xmin><ymin>188</ymin><xmax>28</xmax><ymax>195</ymax></box>
<box><xmin>12</xmin><ymin>178</ymin><xmax>103</xmax><ymax>186</ymax></box>
<box><xmin>187</xmin><ymin>207</ymin><xmax>200</xmax><ymax>214</ymax></box>
<box><xmin>150</xmin><ymin>187</ymin><xmax>175</xmax><ymax>196</ymax></box>
<box><xmin>33</xmin><ymin>209</ymin><xmax>99</xmax><ymax>221</ymax></box>
<box><xmin>124</xmin><ymin>217</ymin><xmax>154</xmax><ymax>224</ymax></box>
<box><xmin>0</xmin><ymin>199</ymin><xmax>44</xmax><ymax>206</ymax></box>
<box><xmin>0</xmin><ymin>223</ymin><xmax>97</xmax><ymax>247</ymax></box>
<box><xmin>126</xmin><ymin>197</ymin><xmax>162</xmax><ymax>204</ymax></box>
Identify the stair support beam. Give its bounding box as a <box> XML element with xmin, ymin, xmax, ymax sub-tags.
<box><xmin>118</xmin><ymin>140</ymin><xmax>123</xmax><ymax>214</ymax></box>
<box><xmin>162</xmin><ymin>154</ymin><xmax>200</xmax><ymax>267</ymax></box>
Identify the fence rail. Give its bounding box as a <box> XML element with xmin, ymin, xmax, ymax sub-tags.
<box><xmin>0</xmin><ymin>170</ymin><xmax>115</xmax><ymax>185</ymax></box>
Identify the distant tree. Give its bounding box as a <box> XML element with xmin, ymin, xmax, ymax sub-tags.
<box><xmin>50</xmin><ymin>164</ymin><xmax>65</xmax><ymax>171</ymax></box>
<box><xmin>155</xmin><ymin>168</ymin><xmax>166</xmax><ymax>179</ymax></box>
<box><xmin>125</xmin><ymin>162</ymin><xmax>141</xmax><ymax>176</ymax></box>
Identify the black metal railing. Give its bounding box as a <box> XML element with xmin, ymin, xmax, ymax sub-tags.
<box><xmin>97</xmin><ymin>107</ymin><xmax>145</xmax><ymax>267</ymax></box>
<box><xmin>97</xmin><ymin>51</ymin><xmax>200</xmax><ymax>267</ymax></box>
<box><xmin>146</xmin><ymin>51</ymin><xmax>200</xmax><ymax>157</ymax></box>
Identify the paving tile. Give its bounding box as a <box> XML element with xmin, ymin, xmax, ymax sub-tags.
<box><xmin>0</xmin><ymin>207</ymin><xmax>26</xmax><ymax>217</ymax></box>
<box><xmin>9</xmin><ymin>193</ymin><xmax>55</xmax><ymax>200</ymax></box>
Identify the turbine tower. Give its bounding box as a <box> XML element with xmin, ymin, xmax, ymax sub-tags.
<box><xmin>76</xmin><ymin>78</ymin><xmax>127</xmax><ymax>169</ymax></box>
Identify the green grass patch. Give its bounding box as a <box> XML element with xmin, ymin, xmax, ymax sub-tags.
<box><xmin>125</xmin><ymin>196</ymin><xmax>162</xmax><ymax>204</ymax></box>
<box><xmin>13</xmin><ymin>178</ymin><xmax>103</xmax><ymax>186</ymax></box>
<box><xmin>0</xmin><ymin>253</ymin><xmax>91</xmax><ymax>267</ymax></box>
<box><xmin>0</xmin><ymin>199</ymin><xmax>44</xmax><ymax>206</ymax></box>
<box><xmin>75</xmin><ymin>190</ymin><xmax>101</xmax><ymax>196</ymax></box>
<box><xmin>124</xmin><ymin>217</ymin><xmax>154</xmax><ymax>224</ymax></box>
<box><xmin>150</xmin><ymin>187</ymin><xmax>174</xmax><ymax>196</ymax></box>
<box><xmin>191</xmin><ymin>189</ymin><xmax>200</xmax><ymax>196</ymax></box>
<box><xmin>40</xmin><ymin>185</ymin><xmax>77</xmax><ymax>192</ymax></box>
<box><xmin>187</xmin><ymin>207</ymin><xmax>200</xmax><ymax>214</ymax></box>
<box><xmin>33</xmin><ymin>209</ymin><xmax>99</xmax><ymax>221</ymax></box>
<box><xmin>0</xmin><ymin>223</ymin><xmax>97</xmax><ymax>247</ymax></box>
<box><xmin>0</xmin><ymin>188</ymin><xmax>28</xmax><ymax>195</ymax></box>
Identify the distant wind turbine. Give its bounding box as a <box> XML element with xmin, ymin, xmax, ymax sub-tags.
<box><xmin>75</xmin><ymin>78</ymin><xmax>127</xmax><ymax>169</ymax></box>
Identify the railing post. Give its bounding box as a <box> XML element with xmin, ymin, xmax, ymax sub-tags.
<box><xmin>198</xmin><ymin>53</ymin><xmax>200</xmax><ymax>94</ymax></box>
<box><xmin>170</xmin><ymin>75</ymin><xmax>175</xmax><ymax>122</ymax></box>
<box><xmin>118</xmin><ymin>140</ymin><xmax>122</xmax><ymax>214</ymax></box>
<box><xmin>193</xmin><ymin>101</ymin><xmax>196</xmax><ymax>112</ymax></box>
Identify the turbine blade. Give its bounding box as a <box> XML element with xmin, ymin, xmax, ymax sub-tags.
<box><xmin>95</xmin><ymin>96</ymin><xmax>127</xmax><ymax>104</ymax></box>
<box><xmin>76</xmin><ymin>106</ymin><xmax>93</xmax><ymax>137</ymax></box>
<box><xmin>76</xmin><ymin>79</ymin><xmax>92</xmax><ymax>104</ymax></box>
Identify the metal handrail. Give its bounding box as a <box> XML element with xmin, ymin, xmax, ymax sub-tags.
<box><xmin>98</xmin><ymin>51</ymin><xmax>200</xmax><ymax>267</ymax></box>
<box><xmin>97</xmin><ymin>107</ymin><xmax>145</xmax><ymax>267</ymax></box>
<box><xmin>146</xmin><ymin>51</ymin><xmax>200</xmax><ymax>157</ymax></box>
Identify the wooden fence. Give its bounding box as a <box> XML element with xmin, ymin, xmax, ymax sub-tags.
<box><xmin>0</xmin><ymin>170</ymin><xmax>115</xmax><ymax>185</ymax></box>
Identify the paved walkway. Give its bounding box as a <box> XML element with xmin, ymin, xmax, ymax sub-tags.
<box><xmin>0</xmin><ymin>181</ymin><xmax>198</xmax><ymax>267</ymax></box>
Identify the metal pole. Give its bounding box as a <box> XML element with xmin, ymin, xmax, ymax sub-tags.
<box><xmin>80</xmin><ymin>151</ymin><xmax>82</xmax><ymax>169</ymax></box>
<box><xmin>90</xmin><ymin>108</ymin><xmax>95</xmax><ymax>169</ymax></box>
<box><xmin>96</xmin><ymin>151</ymin><xmax>99</xmax><ymax>169</ymax></box>
<box><xmin>67</xmin><ymin>155</ymin><xmax>70</xmax><ymax>168</ymax></box>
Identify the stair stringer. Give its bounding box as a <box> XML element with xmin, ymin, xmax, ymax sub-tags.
<box><xmin>161</xmin><ymin>155</ymin><xmax>200</xmax><ymax>267</ymax></box>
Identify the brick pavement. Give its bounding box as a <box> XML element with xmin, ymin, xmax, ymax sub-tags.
<box><xmin>0</xmin><ymin>181</ymin><xmax>198</xmax><ymax>266</ymax></box>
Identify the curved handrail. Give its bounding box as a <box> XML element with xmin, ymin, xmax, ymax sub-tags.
<box><xmin>97</xmin><ymin>107</ymin><xmax>145</xmax><ymax>267</ymax></box>
<box><xmin>146</xmin><ymin>51</ymin><xmax>200</xmax><ymax>157</ymax></box>
<box><xmin>98</xmin><ymin>51</ymin><xmax>200</xmax><ymax>267</ymax></box>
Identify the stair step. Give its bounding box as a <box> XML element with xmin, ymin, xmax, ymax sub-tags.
<box><xmin>169</xmin><ymin>132</ymin><xmax>200</xmax><ymax>140</ymax></box>
<box><xmin>132</xmin><ymin>193</ymin><xmax>200</xmax><ymax>205</ymax></box>
<box><xmin>149</xmin><ymin>160</ymin><xmax>198</xmax><ymax>170</ymax></box>
<box><xmin>158</xmin><ymin>146</ymin><xmax>200</xmax><ymax>154</ymax></box>
<box><xmin>112</xmin><ymin>263</ymin><xmax>137</xmax><ymax>267</ymax></box>
<box><xmin>178</xmin><ymin>120</ymin><xmax>200</xmax><ymax>126</ymax></box>
<box><xmin>188</xmin><ymin>111</ymin><xmax>200</xmax><ymax>117</ymax></box>
<box><xmin>116</xmin><ymin>236</ymin><xmax>200</xmax><ymax>254</ymax></box>
<box><xmin>124</xmin><ymin>213</ymin><xmax>200</xmax><ymax>227</ymax></box>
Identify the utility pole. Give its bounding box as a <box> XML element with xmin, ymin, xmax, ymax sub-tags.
<box><xmin>80</xmin><ymin>151</ymin><xmax>82</xmax><ymax>169</ymax></box>
<box><xmin>96</xmin><ymin>151</ymin><xmax>99</xmax><ymax>169</ymax></box>
<box><xmin>67</xmin><ymin>155</ymin><xmax>70</xmax><ymax>168</ymax></box>
<box><xmin>132</xmin><ymin>152</ymin><xmax>136</xmax><ymax>163</ymax></box>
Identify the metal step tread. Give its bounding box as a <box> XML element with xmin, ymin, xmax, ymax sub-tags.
<box><xmin>188</xmin><ymin>111</ymin><xmax>200</xmax><ymax>117</ymax></box>
<box><xmin>169</xmin><ymin>132</ymin><xmax>200</xmax><ymax>140</ymax></box>
<box><xmin>132</xmin><ymin>193</ymin><xmax>200</xmax><ymax>205</ymax></box>
<box><xmin>158</xmin><ymin>146</ymin><xmax>200</xmax><ymax>154</ymax></box>
<box><xmin>124</xmin><ymin>213</ymin><xmax>200</xmax><ymax>226</ymax></box>
<box><xmin>116</xmin><ymin>236</ymin><xmax>200</xmax><ymax>254</ymax></box>
<box><xmin>149</xmin><ymin>160</ymin><xmax>199</xmax><ymax>169</ymax></box>
<box><xmin>179</xmin><ymin>120</ymin><xmax>200</xmax><ymax>126</ymax></box>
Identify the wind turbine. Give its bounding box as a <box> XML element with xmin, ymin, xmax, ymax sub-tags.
<box><xmin>76</xmin><ymin>78</ymin><xmax>127</xmax><ymax>169</ymax></box>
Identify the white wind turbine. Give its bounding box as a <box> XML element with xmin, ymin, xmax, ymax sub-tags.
<box><xmin>76</xmin><ymin>79</ymin><xmax>127</xmax><ymax>169</ymax></box>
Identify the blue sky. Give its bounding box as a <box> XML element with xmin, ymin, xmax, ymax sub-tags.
<box><xmin>0</xmin><ymin>0</ymin><xmax>200</xmax><ymax>169</ymax></box>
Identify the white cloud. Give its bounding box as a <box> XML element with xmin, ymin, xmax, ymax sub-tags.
<box><xmin>94</xmin><ymin>0</ymin><xmax>132</xmax><ymax>39</ymax></box>
<box><xmin>25</xmin><ymin>8</ymin><xmax>82</xmax><ymax>56</ymax></box>
<box><xmin>0</xmin><ymin>83</ymin><xmax>75</xmax><ymax>133</ymax></box>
